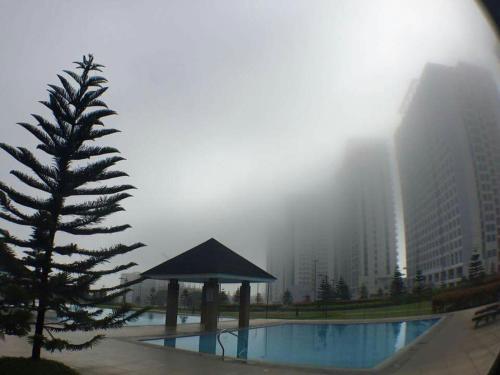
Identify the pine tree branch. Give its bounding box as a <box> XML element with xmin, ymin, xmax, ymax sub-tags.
<box><xmin>87</xmin><ymin>128</ymin><xmax>120</xmax><ymax>141</ymax></box>
<box><xmin>53</xmin><ymin>242</ymin><xmax>145</xmax><ymax>259</ymax></box>
<box><xmin>72</xmin><ymin>184</ymin><xmax>135</xmax><ymax>196</ymax></box>
<box><xmin>0</xmin><ymin>144</ymin><xmax>57</xmax><ymax>188</ymax></box>
<box><xmin>0</xmin><ymin>181</ymin><xmax>50</xmax><ymax>211</ymax></box>
<box><xmin>10</xmin><ymin>170</ymin><xmax>51</xmax><ymax>193</ymax></box>
<box><xmin>60</xmin><ymin>193</ymin><xmax>131</xmax><ymax>215</ymax></box>
<box><xmin>0</xmin><ymin>229</ymin><xmax>35</xmax><ymax>249</ymax></box>
<box><xmin>0</xmin><ymin>191</ymin><xmax>38</xmax><ymax>224</ymax></box>
<box><xmin>41</xmin><ymin>334</ymin><xmax>104</xmax><ymax>352</ymax></box>
<box><xmin>72</xmin><ymin>145</ymin><xmax>120</xmax><ymax>160</ymax></box>
<box><xmin>60</xmin><ymin>224</ymin><xmax>131</xmax><ymax>235</ymax></box>
<box><xmin>58</xmin><ymin>206</ymin><xmax>125</xmax><ymax>231</ymax></box>
<box><xmin>17</xmin><ymin>123</ymin><xmax>56</xmax><ymax>150</ymax></box>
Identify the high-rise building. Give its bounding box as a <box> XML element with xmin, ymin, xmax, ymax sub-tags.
<box><xmin>120</xmin><ymin>272</ymin><xmax>169</xmax><ymax>305</ymax></box>
<box><xmin>334</xmin><ymin>140</ymin><xmax>397</xmax><ymax>297</ymax></box>
<box><xmin>267</xmin><ymin>192</ymin><xmax>334</xmax><ymax>303</ymax></box>
<box><xmin>396</xmin><ymin>63</ymin><xmax>500</xmax><ymax>287</ymax></box>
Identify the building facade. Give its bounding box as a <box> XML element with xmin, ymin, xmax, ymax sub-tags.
<box><xmin>120</xmin><ymin>272</ymin><xmax>169</xmax><ymax>306</ymax></box>
<box><xmin>267</xmin><ymin>192</ymin><xmax>334</xmax><ymax>303</ymax></box>
<box><xmin>396</xmin><ymin>63</ymin><xmax>500</xmax><ymax>287</ymax></box>
<box><xmin>334</xmin><ymin>140</ymin><xmax>398</xmax><ymax>297</ymax></box>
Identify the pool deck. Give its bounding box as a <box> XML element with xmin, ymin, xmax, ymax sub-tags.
<box><xmin>1</xmin><ymin>306</ymin><xmax>499</xmax><ymax>374</ymax></box>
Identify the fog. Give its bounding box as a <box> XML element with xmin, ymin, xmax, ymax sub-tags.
<box><xmin>0</xmin><ymin>0</ymin><xmax>498</xmax><ymax>287</ymax></box>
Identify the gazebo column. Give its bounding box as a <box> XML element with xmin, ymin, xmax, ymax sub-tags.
<box><xmin>200</xmin><ymin>283</ymin><xmax>207</xmax><ymax>325</ymax></box>
<box><xmin>204</xmin><ymin>278</ymin><xmax>219</xmax><ymax>331</ymax></box>
<box><xmin>165</xmin><ymin>279</ymin><xmax>179</xmax><ymax>328</ymax></box>
<box><xmin>238</xmin><ymin>281</ymin><xmax>250</xmax><ymax>328</ymax></box>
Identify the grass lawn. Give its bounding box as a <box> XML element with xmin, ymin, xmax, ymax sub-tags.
<box><xmin>221</xmin><ymin>301</ymin><xmax>433</xmax><ymax>320</ymax></box>
<box><xmin>0</xmin><ymin>357</ymin><xmax>79</xmax><ymax>375</ymax></box>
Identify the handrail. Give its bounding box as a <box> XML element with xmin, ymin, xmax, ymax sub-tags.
<box><xmin>216</xmin><ymin>328</ymin><xmax>237</xmax><ymax>360</ymax></box>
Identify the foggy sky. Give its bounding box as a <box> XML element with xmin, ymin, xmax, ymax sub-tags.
<box><xmin>0</xmin><ymin>0</ymin><xmax>498</xmax><ymax>287</ymax></box>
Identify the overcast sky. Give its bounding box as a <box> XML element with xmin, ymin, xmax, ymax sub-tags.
<box><xmin>0</xmin><ymin>0</ymin><xmax>498</xmax><ymax>287</ymax></box>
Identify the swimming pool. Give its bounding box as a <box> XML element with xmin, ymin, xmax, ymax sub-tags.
<box><xmin>144</xmin><ymin>319</ymin><xmax>439</xmax><ymax>369</ymax></box>
<box><xmin>97</xmin><ymin>308</ymin><xmax>234</xmax><ymax>326</ymax></box>
<box><xmin>126</xmin><ymin>311</ymin><xmax>235</xmax><ymax>326</ymax></box>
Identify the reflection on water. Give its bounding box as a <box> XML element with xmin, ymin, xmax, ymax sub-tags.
<box><xmin>237</xmin><ymin>329</ymin><xmax>249</xmax><ymax>360</ymax></box>
<box><xmin>148</xmin><ymin>319</ymin><xmax>439</xmax><ymax>369</ymax></box>
<box><xmin>199</xmin><ymin>333</ymin><xmax>217</xmax><ymax>354</ymax></box>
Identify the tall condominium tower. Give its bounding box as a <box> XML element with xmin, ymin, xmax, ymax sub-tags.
<box><xmin>267</xmin><ymin>192</ymin><xmax>334</xmax><ymax>303</ymax></box>
<box><xmin>396</xmin><ymin>63</ymin><xmax>500</xmax><ymax>286</ymax></box>
<box><xmin>334</xmin><ymin>140</ymin><xmax>397</xmax><ymax>297</ymax></box>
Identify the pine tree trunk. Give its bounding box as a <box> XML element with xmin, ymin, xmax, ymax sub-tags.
<box><xmin>31</xmin><ymin>302</ymin><xmax>46</xmax><ymax>360</ymax></box>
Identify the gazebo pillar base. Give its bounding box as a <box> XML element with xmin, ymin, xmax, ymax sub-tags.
<box><xmin>166</xmin><ymin>279</ymin><xmax>179</xmax><ymax>328</ymax></box>
<box><xmin>200</xmin><ymin>284</ymin><xmax>207</xmax><ymax>325</ymax></box>
<box><xmin>239</xmin><ymin>281</ymin><xmax>250</xmax><ymax>328</ymax></box>
<box><xmin>204</xmin><ymin>278</ymin><xmax>219</xmax><ymax>331</ymax></box>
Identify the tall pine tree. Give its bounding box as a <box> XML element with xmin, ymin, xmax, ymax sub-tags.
<box><xmin>318</xmin><ymin>275</ymin><xmax>332</xmax><ymax>303</ymax></box>
<box><xmin>390</xmin><ymin>266</ymin><xmax>405</xmax><ymax>300</ymax></box>
<box><xmin>0</xmin><ymin>55</ymin><xmax>146</xmax><ymax>359</ymax></box>
<box><xmin>335</xmin><ymin>277</ymin><xmax>350</xmax><ymax>300</ymax></box>
<box><xmin>413</xmin><ymin>269</ymin><xmax>425</xmax><ymax>296</ymax></box>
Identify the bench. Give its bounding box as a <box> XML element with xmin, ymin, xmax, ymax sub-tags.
<box><xmin>472</xmin><ymin>303</ymin><xmax>500</xmax><ymax>328</ymax></box>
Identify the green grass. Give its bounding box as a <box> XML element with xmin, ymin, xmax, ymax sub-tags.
<box><xmin>0</xmin><ymin>357</ymin><xmax>79</xmax><ymax>375</ymax></box>
<box><xmin>221</xmin><ymin>301</ymin><xmax>433</xmax><ymax>320</ymax></box>
<box><xmin>100</xmin><ymin>300</ymin><xmax>433</xmax><ymax>320</ymax></box>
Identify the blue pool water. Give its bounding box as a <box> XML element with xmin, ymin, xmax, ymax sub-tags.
<box><xmin>145</xmin><ymin>319</ymin><xmax>439</xmax><ymax>369</ymax></box>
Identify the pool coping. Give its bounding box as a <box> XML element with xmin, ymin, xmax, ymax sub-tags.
<box><xmin>130</xmin><ymin>314</ymin><xmax>448</xmax><ymax>374</ymax></box>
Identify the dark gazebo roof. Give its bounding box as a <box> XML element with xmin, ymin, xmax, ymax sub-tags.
<box><xmin>142</xmin><ymin>238</ymin><xmax>276</xmax><ymax>283</ymax></box>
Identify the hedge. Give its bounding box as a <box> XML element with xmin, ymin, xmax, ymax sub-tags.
<box><xmin>432</xmin><ymin>279</ymin><xmax>500</xmax><ymax>313</ymax></box>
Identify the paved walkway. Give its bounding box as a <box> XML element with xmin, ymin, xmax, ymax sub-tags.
<box><xmin>1</xmin><ymin>308</ymin><xmax>499</xmax><ymax>374</ymax></box>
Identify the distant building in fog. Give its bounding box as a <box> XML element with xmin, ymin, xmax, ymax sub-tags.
<box><xmin>334</xmin><ymin>140</ymin><xmax>397</xmax><ymax>297</ymax></box>
<box><xmin>396</xmin><ymin>63</ymin><xmax>500</xmax><ymax>287</ymax></box>
<box><xmin>267</xmin><ymin>192</ymin><xmax>334</xmax><ymax>303</ymax></box>
<box><xmin>120</xmin><ymin>272</ymin><xmax>168</xmax><ymax>306</ymax></box>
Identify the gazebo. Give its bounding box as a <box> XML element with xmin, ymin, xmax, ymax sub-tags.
<box><xmin>142</xmin><ymin>238</ymin><xmax>276</xmax><ymax>331</ymax></box>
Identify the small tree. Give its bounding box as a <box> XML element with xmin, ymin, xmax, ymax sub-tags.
<box><xmin>413</xmin><ymin>270</ymin><xmax>425</xmax><ymax>296</ymax></box>
<box><xmin>468</xmin><ymin>249</ymin><xmax>485</xmax><ymax>284</ymax></box>
<box><xmin>233</xmin><ymin>288</ymin><xmax>240</xmax><ymax>304</ymax></box>
<box><xmin>336</xmin><ymin>277</ymin><xmax>350</xmax><ymax>300</ymax></box>
<box><xmin>359</xmin><ymin>284</ymin><xmax>368</xmax><ymax>299</ymax></box>
<box><xmin>219</xmin><ymin>290</ymin><xmax>229</xmax><ymax>305</ymax></box>
<box><xmin>390</xmin><ymin>266</ymin><xmax>405</xmax><ymax>300</ymax></box>
<box><xmin>282</xmin><ymin>290</ymin><xmax>293</xmax><ymax>305</ymax></box>
<box><xmin>318</xmin><ymin>275</ymin><xmax>332</xmax><ymax>303</ymax></box>
<box><xmin>377</xmin><ymin>288</ymin><xmax>384</xmax><ymax>297</ymax></box>
<box><xmin>255</xmin><ymin>292</ymin><xmax>263</xmax><ymax>304</ymax></box>
<box><xmin>0</xmin><ymin>55</ymin><xmax>146</xmax><ymax>359</ymax></box>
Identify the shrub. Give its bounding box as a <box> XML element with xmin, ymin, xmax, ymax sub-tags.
<box><xmin>432</xmin><ymin>278</ymin><xmax>500</xmax><ymax>313</ymax></box>
<box><xmin>0</xmin><ymin>357</ymin><xmax>78</xmax><ymax>375</ymax></box>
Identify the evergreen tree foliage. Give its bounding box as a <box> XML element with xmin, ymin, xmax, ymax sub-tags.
<box><xmin>233</xmin><ymin>288</ymin><xmax>240</xmax><ymax>304</ymax></box>
<box><xmin>359</xmin><ymin>284</ymin><xmax>368</xmax><ymax>299</ymax></box>
<box><xmin>0</xmin><ymin>242</ymin><xmax>32</xmax><ymax>339</ymax></box>
<box><xmin>218</xmin><ymin>290</ymin><xmax>229</xmax><ymax>305</ymax></box>
<box><xmin>0</xmin><ymin>55</ymin><xmax>146</xmax><ymax>359</ymax></box>
<box><xmin>390</xmin><ymin>266</ymin><xmax>405</xmax><ymax>299</ymax></box>
<box><xmin>413</xmin><ymin>270</ymin><xmax>425</xmax><ymax>295</ymax></box>
<box><xmin>318</xmin><ymin>275</ymin><xmax>332</xmax><ymax>303</ymax></box>
<box><xmin>468</xmin><ymin>249</ymin><xmax>485</xmax><ymax>283</ymax></box>
<box><xmin>282</xmin><ymin>289</ymin><xmax>293</xmax><ymax>305</ymax></box>
<box><xmin>335</xmin><ymin>277</ymin><xmax>350</xmax><ymax>300</ymax></box>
